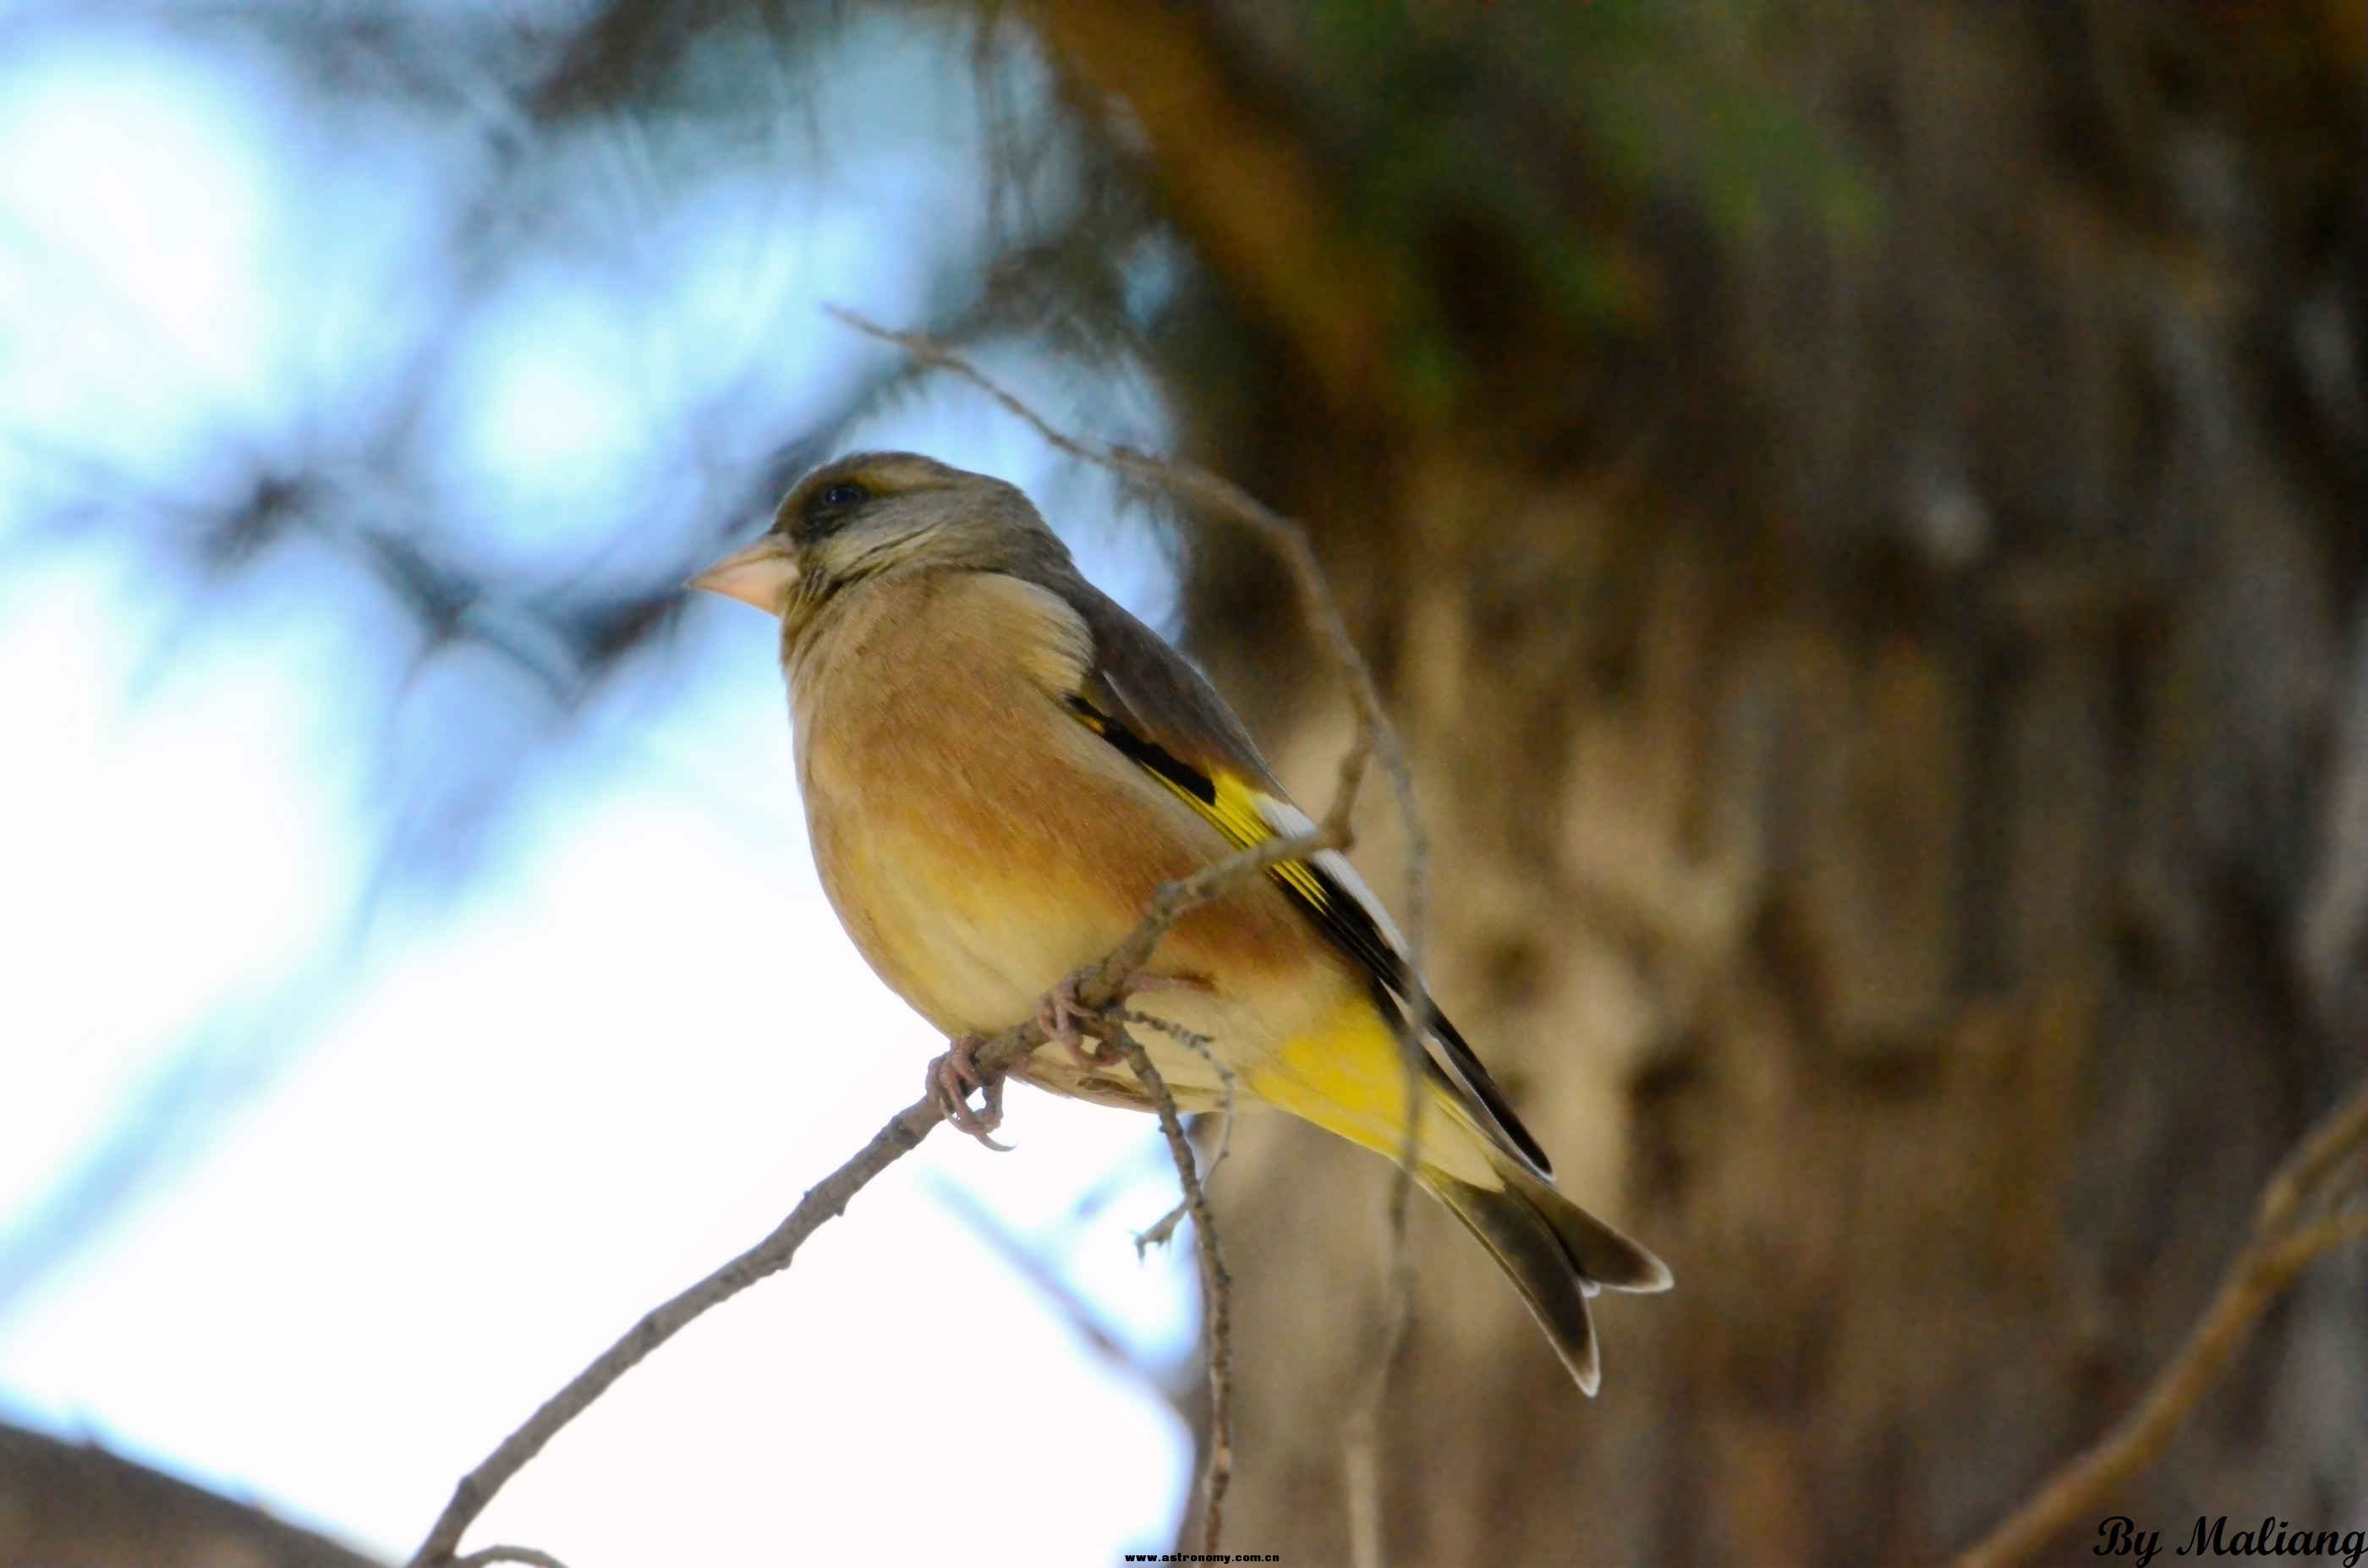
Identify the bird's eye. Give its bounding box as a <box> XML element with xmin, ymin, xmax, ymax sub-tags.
<box><xmin>819</xmin><ymin>481</ymin><xmax>868</xmax><ymax>509</ymax></box>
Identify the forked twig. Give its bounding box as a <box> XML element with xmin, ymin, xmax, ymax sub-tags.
<box><xmin>1107</xmin><ymin>1021</ymin><xmax>1236</xmax><ymax>1549</ymax></box>
<box><xmin>1955</xmin><ymin>1077</ymin><xmax>2368</xmax><ymax>1567</ymax></box>
<box><xmin>407</xmin><ymin>825</ymin><xmax>1317</xmax><ymax>1568</ymax></box>
<box><xmin>1117</xmin><ymin>1008</ymin><xmax>1236</xmax><ymax>1255</ymax></box>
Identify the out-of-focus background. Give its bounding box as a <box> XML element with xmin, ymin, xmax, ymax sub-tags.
<box><xmin>3</xmin><ymin>3</ymin><xmax>2365</xmax><ymax>1565</ymax></box>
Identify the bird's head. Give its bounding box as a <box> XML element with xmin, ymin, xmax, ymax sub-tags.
<box><xmin>689</xmin><ymin>452</ymin><xmax>1066</xmax><ymax>624</ymax></box>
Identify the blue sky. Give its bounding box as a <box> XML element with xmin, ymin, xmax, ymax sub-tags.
<box><xmin>0</xmin><ymin>8</ymin><xmax>1199</xmax><ymax>1561</ymax></box>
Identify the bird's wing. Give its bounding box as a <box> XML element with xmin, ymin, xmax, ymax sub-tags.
<box><xmin>1048</xmin><ymin>574</ymin><xmax>1555</xmax><ymax>1181</ymax></box>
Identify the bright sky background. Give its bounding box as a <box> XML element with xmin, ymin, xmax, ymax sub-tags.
<box><xmin>0</xmin><ymin>9</ymin><xmax>1198</xmax><ymax>1563</ymax></box>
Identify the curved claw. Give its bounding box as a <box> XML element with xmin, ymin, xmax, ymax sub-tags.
<box><xmin>927</xmin><ymin>1034</ymin><xmax>1012</xmax><ymax>1152</ymax></box>
<box><xmin>1038</xmin><ymin>974</ymin><xmax>1107</xmax><ymax>1070</ymax></box>
<box><xmin>1036</xmin><ymin>969</ymin><xmax>1212</xmax><ymax>1070</ymax></box>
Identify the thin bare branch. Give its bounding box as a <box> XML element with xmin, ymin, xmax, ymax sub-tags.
<box><xmin>1342</xmin><ymin>1181</ymin><xmax>1419</xmax><ymax>1568</ymax></box>
<box><xmin>1107</xmin><ymin>1020</ymin><xmax>1234</xmax><ymax>1552</ymax></box>
<box><xmin>1118</xmin><ymin>1007</ymin><xmax>1237</xmax><ymax>1256</ymax></box>
<box><xmin>1132</xmin><ymin>1193</ymin><xmax>1191</xmax><ymax>1257</ymax></box>
<box><xmin>2261</xmin><ymin>1083</ymin><xmax>2368</xmax><ymax>1231</ymax></box>
<box><xmin>2261</xmin><ymin>1210</ymin><xmax>2368</xmax><ymax>1275</ymax></box>
<box><xmin>1955</xmin><ymin>1077</ymin><xmax>2368</xmax><ymax>1568</ymax></box>
<box><xmin>407</xmin><ymin>825</ymin><xmax>1316</xmax><ymax>1567</ymax></box>
<box><xmin>408</xmin><ymin>1083</ymin><xmax>948</xmax><ymax>1568</ymax></box>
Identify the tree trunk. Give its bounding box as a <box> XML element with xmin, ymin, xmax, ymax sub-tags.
<box><xmin>0</xmin><ymin>1421</ymin><xmax>384</xmax><ymax>1568</ymax></box>
<box><xmin>1040</xmin><ymin>3</ymin><xmax>2368</xmax><ymax>1561</ymax></box>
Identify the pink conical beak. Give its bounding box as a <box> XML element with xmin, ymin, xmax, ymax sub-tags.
<box><xmin>688</xmin><ymin>535</ymin><xmax>798</xmax><ymax>616</ymax></box>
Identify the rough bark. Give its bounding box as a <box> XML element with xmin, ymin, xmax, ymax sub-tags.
<box><xmin>1043</xmin><ymin>3</ymin><xmax>2368</xmax><ymax>1562</ymax></box>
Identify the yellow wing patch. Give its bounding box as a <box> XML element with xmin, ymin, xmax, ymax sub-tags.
<box><xmin>1067</xmin><ymin>697</ymin><xmax>1368</xmax><ymax>957</ymax></box>
<box><xmin>1067</xmin><ymin>692</ymin><xmax>1559</xmax><ymax>1179</ymax></box>
<box><xmin>1166</xmin><ymin>763</ymin><xmax>1324</xmax><ymax>900</ymax></box>
<box><xmin>1068</xmin><ymin>699</ymin><xmax>1319</xmax><ymax>891</ymax></box>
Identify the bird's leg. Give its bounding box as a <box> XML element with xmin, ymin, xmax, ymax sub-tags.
<box><xmin>927</xmin><ymin>1033</ymin><xmax>1011</xmax><ymax>1152</ymax></box>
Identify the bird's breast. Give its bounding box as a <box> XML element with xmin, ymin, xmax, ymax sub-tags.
<box><xmin>787</xmin><ymin>570</ymin><xmax>1351</xmax><ymax>1090</ymax></box>
<box><xmin>787</xmin><ymin>579</ymin><xmax>1172</xmax><ymax>1035</ymax></box>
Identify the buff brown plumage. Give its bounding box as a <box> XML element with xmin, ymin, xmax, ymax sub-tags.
<box><xmin>692</xmin><ymin>451</ymin><xmax>1669</xmax><ymax>1392</ymax></box>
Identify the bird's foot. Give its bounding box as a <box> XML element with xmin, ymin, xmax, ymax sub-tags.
<box><xmin>928</xmin><ymin>1033</ymin><xmax>1011</xmax><ymax>1152</ymax></box>
<box><xmin>1039</xmin><ymin>970</ymin><xmax>1113</xmax><ymax>1069</ymax></box>
<box><xmin>1039</xmin><ymin>968</ymin><xmax>1211</xmax><ymax>1069</ymax></box>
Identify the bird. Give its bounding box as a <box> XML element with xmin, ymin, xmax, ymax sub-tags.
<box><xmin>691</xmin><ymin>451</ymin><xmax>1669</xmax><ymax>1392</ymax></box>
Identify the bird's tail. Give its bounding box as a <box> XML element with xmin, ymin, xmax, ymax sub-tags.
<box><xmin>1245</xmin><ymin>1008</ymin><xmax>1669</xmax><ymax>1392</ymax></box>
<box><xmin>1421</xmin><ymin>1144</ymin><xmax>1672</xmax><ymax>1395</ymax></box>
